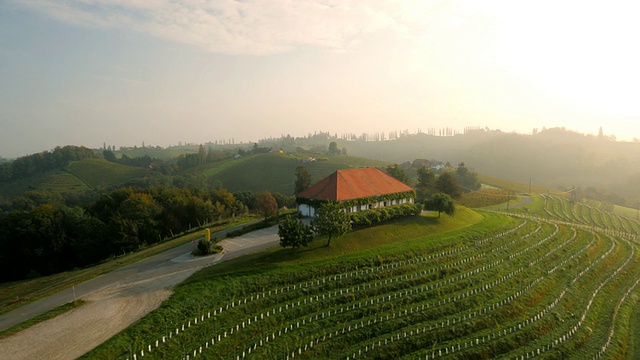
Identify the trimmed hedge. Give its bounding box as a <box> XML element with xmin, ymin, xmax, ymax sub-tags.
<box><xmin>350</xmin><ymin>203</ymin><xmax>422</xmax><ymax>227</ymax></box>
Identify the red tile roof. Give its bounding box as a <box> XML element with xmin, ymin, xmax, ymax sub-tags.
<box><xmin>297</xmin><ymin>167</ymin><xmax>414</xmax><ymax>202</ymax></box>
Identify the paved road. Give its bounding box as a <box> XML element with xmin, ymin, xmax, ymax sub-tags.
<box><xmin>0</xmin><ymin>224</ymin><xmax>281</xmax><ymax>332</ymax></box>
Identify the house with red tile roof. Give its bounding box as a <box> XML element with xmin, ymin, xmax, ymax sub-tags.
<box><xmin>296</xmin><ymin>167</ymin><xmax>415</xmax><ymax>217</ymax></box>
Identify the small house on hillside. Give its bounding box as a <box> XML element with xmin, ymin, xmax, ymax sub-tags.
<box><xmin>296</xmin><ymin>167</ymin><xmax>415</xmax><ymax>217</ymax></box>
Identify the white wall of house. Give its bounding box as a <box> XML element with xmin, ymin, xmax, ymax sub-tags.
<box><xmin>298</xmin><ymin>204</ymin><xmax>316</xmax><ymax>217</ymax></box>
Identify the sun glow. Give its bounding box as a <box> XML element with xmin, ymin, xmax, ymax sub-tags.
<box><xmin>485</xmin><ymin>1</ymin><xmax>640</xmax><ymax>116</ymax></box>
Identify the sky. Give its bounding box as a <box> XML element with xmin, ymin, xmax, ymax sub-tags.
<box><xmin>1</xmin><ymin>0</ymin><xmax>639</xmax><ymax>158</ymax></box>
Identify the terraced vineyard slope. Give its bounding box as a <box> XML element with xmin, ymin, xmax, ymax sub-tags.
<box><xmin>86</xmin><ymin>196</ymin><xmax>640</xmax><ymax>359</ymax></box>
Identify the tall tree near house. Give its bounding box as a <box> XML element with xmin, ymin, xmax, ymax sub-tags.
<box><xmin>278</xmin><ymin>215</ymin><xmax>313</xmax><ymax>249</ymax></box>
<box><xmin>385</xmin><ymin>164</ymin><xmax>410</xmax><ymax>184</ymax></box>
<box><xmin>416</xmin><ymin>166</ymin><xmax>436</xmax><ymax>203</ymax></box>
<box><xmin>435</xmin><ymin>171</ymin><xmax>463</xmax><ymax>199</ymax></box>
<box><xmin>425</xmin><ymin>192</ymin><xmax>455</xmax><ymax>218</ymax></box>
<box><xmin>295</xmin><ymin>165</ymin><xmax>312</xmax><ymax>195</ymax></box>
<box><xmin>255</xmin><ymin>191</ymin><xmax>279</xmax><ymax>223</ymax></box>
<box><xmin>328</xmin><ymin>141</ymin><xmax>340</xmax><ymax>155</ymax></box>
<box><xmin>311</xmin><ymin>201</ymin><xmax>351</xmax><ymax>246</ymax></box>
<box><xmin>455</xmin><ymin>162</ymin><xmax>481</xmax><ymax>191</ymax></box>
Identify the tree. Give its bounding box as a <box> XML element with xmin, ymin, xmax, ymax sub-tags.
<box><xmin>416</xmin><ymin>166</ymin><xmax>436</xmax><ymax>203</ymax></box>
<box><xmin>255</xmin><ymin>191</ymin><xmax>279</xmax><ymax>223</ymax></box>
<box><xmin>385</xmin><ymin>164</ymin><xmax>410</xmax><ymax>184</ymax></box>
<box><xmin>103</xmin><ymin>149</ymin><xmax>117</xmax><ymax>162</ymax></box>
<box><xmin>435</xmin><ymin>171</ymin><xmax>463</xmax><ymax>199</ymax></box>
<box><xmin>455</xmin><ymin>162</ymin><xmax>480</xmax><ymax>192</ymax></box>
<box><xmin>328</xmin><ymin>141</ymin><xmax>340</xmax><ymax>155</ymax></box>
<box><xmin>278</xmin><ymin>215</ymin><xmax>313</xmax><ymax>249</ymax></box>
<box><xmin>295</xmin><ymin>165</ymin><xmax>312</xmax><ymax>194</ymax></box>
<box><xmin>311</xmin><ymin>202</ymin><xmax>351</xmax><ymax>246</ymax></box>
<box><xmin>425</xmin><ymin>192</ymin><xmax>455</xmax><ymax>218</ymax></box>
<box><xmin>198</xmin><ymin>144</ymin><xmax>206</xmax><ymax>164</ymax></box>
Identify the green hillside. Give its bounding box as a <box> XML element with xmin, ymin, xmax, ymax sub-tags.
<box><xmin>0</xmin><ymin>170</ymin><xmax>90</xmax><ymax>202</ymax></box>
<box><xmin>0</xmin><ymin>159</ymin><xmax>147</xmax><ymax>204</ymax></box>
<box><xmin>199</xmin><ymin>152</ymin><xmax>389</xmax><ymax>194</ymax></box>
<box><xmin>86</xmin><ymin>193</ymin><xmax>640</xmax><ymax>359</ymax></box>
<box><xmin>66</xmin><ymin>159</ymin><xmax>147</xmax><ymax>191</ymax></box>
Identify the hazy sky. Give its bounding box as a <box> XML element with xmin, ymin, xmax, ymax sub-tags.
<box><xmin>1</xmin><ymin>1</ymin><xmax>639</xmax><ymax>158</ymax></box>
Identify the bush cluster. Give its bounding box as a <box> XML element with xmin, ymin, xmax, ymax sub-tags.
<box><xmin>350</xmin><ymin>203</ymin><xmax>422</xmax><ymax>227</ymax></box>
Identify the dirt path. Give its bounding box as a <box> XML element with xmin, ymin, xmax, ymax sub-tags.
<box><xmin>0</xmin><ymin>226</ymin><xmax>280</xmax><ymax>360</ymax></box>
<box><xmin>0</xmin><ymin>289</ymin><xmax>172</xmax><ymax>360</ymax></box>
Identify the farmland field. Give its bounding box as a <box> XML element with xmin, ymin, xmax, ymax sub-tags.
<box><xmin>85</xmin><ymin>196</ymin><xmax>640</xmax><ymax>359</ymax></box>
<box><xmin>0</xmin><ymin>169</ymin><xmax>91</xmax><ymax>201</ymax></box>
<box><xmin>67</xmin><ymin>159</ymin><xmax>147</xmax><ymax>190</ymax></box>
<box><xmin>0</xmin><ymin>159</ymin><xmax>147</xmax><ymax>203</ymax></box>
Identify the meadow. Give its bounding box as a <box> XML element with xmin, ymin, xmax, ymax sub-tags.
<box><xmin>83</xmin><ymin>195</ymin><xmax>640</xmax><ymax>359</ymax></box>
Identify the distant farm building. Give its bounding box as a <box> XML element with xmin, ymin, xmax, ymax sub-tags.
<box><xmin>296</xmin><ymin>167</ymin><xmax>415</xmax><ymax>217</ymax></box>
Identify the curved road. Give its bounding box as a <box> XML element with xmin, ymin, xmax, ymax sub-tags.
<box><xmin>0</xmin><ymin>224</ymin><xmax>281</xmax><ymax>359</ymax></box>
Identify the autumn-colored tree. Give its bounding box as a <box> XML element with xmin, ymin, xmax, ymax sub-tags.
<box><xmin>255</xmin><ymin>191</ymin><xmax>279</xmax><ymax>223</ymax></box>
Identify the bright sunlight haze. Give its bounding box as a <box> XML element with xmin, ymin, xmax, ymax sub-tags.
<box><xmin>1</xmin><ymin>0</ymin><xmax>638</xmax><ymax>157</ymax></box>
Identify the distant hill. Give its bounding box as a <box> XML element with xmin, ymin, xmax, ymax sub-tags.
<box><xmin>0</xmin><ymin>151</ymin><xmax>389</xmax><ymax>206</ymax></box>
<box><xmin>197</xmin><ymin>152</ymin><xmax>389</xmax><ymax>194</ymax></box>
<box><xmin>0</xmin><ymin>159</ymin><xmax>147</xmax><ymax>205</ymax></box>
<box><xmin>5</xmin><ymin>127</ymin><xmax>639</xmax><ymax>206</ymax></box>
<box><xmin>284</xmin><ymin>128</ymin><xmax>640</xmax><ymax>204</ymax></box>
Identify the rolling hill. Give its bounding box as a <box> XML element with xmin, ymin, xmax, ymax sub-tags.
<box><xmin>197</xmin><ymin>152</ymin><xmax>389</xmax><ymax>194</ymax></box>
<box><xmin>0</xmin><ymin>159</ymin><xmax>147</xmax><ymax>205</ymax></box>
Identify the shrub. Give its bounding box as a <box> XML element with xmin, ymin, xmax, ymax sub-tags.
<box><xmin>351</xmin><ymin>203</ymin><xmax>421</xmax><ymax>227</ymax></box>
